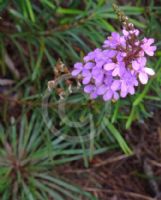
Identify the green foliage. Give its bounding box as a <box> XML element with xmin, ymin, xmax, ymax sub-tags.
<box><xmin>0</xmin><ymin>112</ymin><xmax>96</xmax><ymax>200</ymax></box>
<box><xmin>0</xmin><ymin>0</ymin><xmax>160</xmax><ymax>157</ymax></box>
<box><xmin>0</xmin><ymin>0</ymin><xmax>161</xmax><ymax>199</ymax></box>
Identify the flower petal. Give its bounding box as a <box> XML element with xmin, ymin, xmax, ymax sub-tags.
<box><xmin>112</xmin><ymin>67</ymin><xmax>119</xmax><ymax>76</ymax></box>
<box><xmin>84</xmin><ymin>62</ymin><xmax>94</xmax><ymax>69</ymax></box>
<box><xmin>84</xmin><ymin>85</ymin><xmax>94</xmax><ymax>93</ymax></box>
<box><xmin>113</xmin><ymin>92</ymin><xmax>119</xmax><ymax>100</ymax></box>
<box><xmin>128</xmin><ymin>86</ymin><xmax>135</xmax><ymax>95</ymax></box>
<box><xmin>82</xmin><ymin>76</ymin><xmax>91</xmax><ymax>84</ymax></box>
<box><xmin>121</xmin><ymin>81</ymin><xmax>127</xmax><ymax>92</ymax></box>
<box><xmin>144</xmin><ymin>67</ymin><xmax>155</xmax><ymax>75</ymax></box>
<box><xmin>90</xmin><ymin>92</ymin><xmax>98</xmax><ymax>99</ymax></box>
<box><xmin>82</xmin><ymin>69</ymin><xmax>90</xmax><ymax>77</ymax></box>
<box><xmin>132</xmin><ymin>60</ymin><xmax>139</xmax><ymax>70</ymax></box>
<box><xmin>103</xmin><ymin>90</ymin><xmax>113</xmax><ymax>101</ymax></box>
<box><xmin>122</xmin><ymin>29</ymin><xmax>129</xmax><ymax>36</ymax></box>
<box><xmin>111</xmin><ymin>80</ymin><xmax>120</xmax><ymax>91</ymax></box>
<box><xmin>148</xmin><ymin>38</ymin><xmax>154</xmax><ymax>45</ymax></box>
<box><xmin>97</xmin><ymin>85</ymin><xmax>107</xmax><ymax>95</ymax></box>
<box><xmin>120</xmin><ymin>90</ymin><xmax>127</xmax><ymax>98</ymax></box>
<box><xmin>74</xmin><ymin>62</ymin><xmax>83</xmax><ymax>69</ymax></box>
<box><xmin>104</xmin><ymin>63</ymin><xmax>116</xmax><ymax>71</ymax></box>
<box><xmin>71</xmin><ymin>69</ymin><xmax>81</xmax><ymax>76</ymax></box>
<box><xmin>139</xmin><ymin>72</ymin><xmax>148</xmax><ymax>84</ymax></box>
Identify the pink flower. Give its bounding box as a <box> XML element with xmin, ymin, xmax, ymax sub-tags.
<box><xmin>103</xmin><ymin>32</ymin><xmax>125</xmax><ymax>48</ymax></box>
<box><xmin>132</xmin><ymin>57</ymin><xmax>155</xmax><ymax>84</ymax></box>
<box><xmin>141</xmin><ymin>38</ymin><xmax>157</xmax><ymax>56</ymax></box>
<box><xmin>122</xmin><ymin>28</ymin><xmax>139</xmax><ymax>37</ymax></box>
<box><xmin>72</xmin><ymin>23</ymin><xmax>157</xmax><ymax>101</ymax></box>
<box><xmin>138</xmin><ymin>67</ymin><xmax>155</xmax><ymax>84</ymax></box>
<box><xmin>72</xmin><ymin>63</ymin><xmax>83</xmax><ymax>76</ymax></box>
<box><xmin>104</xmin><ymin>63</ymin><xmax>117</xmax><ymax>71</ymax></box>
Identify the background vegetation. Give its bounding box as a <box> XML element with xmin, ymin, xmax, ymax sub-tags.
<box><xmin>0</xmin><ymin>0</ymin><xmax>161</xmax><ymax>199</ymax></box>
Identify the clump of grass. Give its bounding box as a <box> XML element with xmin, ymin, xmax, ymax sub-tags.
<box><xmin>0</xmin><ymin>112</ymin><xmax>95</xmax><ymax>200</ymax></box>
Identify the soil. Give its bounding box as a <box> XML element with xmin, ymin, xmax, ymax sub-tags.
<box><xmin>58</xmin><ymin>110</ymin><xmax>161</xmax><ymax>200</ymax></box>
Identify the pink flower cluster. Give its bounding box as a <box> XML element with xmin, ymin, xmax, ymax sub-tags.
<box><xmin>72</xmin><ymin>25</ymin><xmax>156</xmax><ymax>101</ymax></box>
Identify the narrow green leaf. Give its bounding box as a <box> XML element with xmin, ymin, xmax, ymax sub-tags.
<box><xmin>103</xmin><ymin>118</ymin><xmax>133</xmax><ymax>155</ymax></box>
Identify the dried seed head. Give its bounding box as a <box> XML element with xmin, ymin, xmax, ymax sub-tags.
<box><xmin>48</xmin><ymin>80</ymin><xmax>56</xmax><ymax>91</ymax></box>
